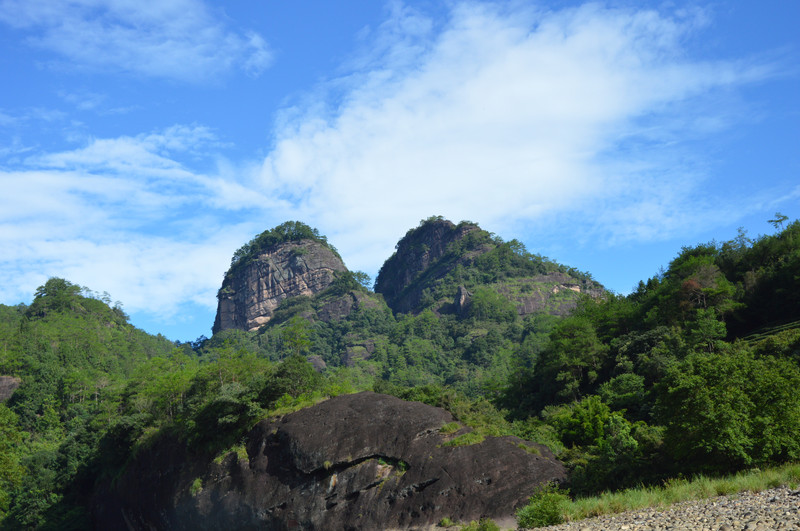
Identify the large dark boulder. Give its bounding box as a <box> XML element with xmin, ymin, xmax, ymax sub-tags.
<box><xmin>92</xmin><ymin>392</ymin><xmax>566</xmax><ymax>530</ymax></box>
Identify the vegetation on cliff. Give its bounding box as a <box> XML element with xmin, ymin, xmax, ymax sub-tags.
<box><xmin>223</xmin><ymin>220</ymin><xmax>340</xmax><ymax>284</ymax></box>
<box><xmin>0</xmin><ymin>217</ymin><xmax>799</xmax><ymax>529</ymax></box>
<box><xmin>375</xmin><ymin>216</ymin><xmax>597</xmax><ymax>315</ymax></box>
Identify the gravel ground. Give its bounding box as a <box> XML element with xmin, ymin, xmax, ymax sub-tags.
<box><xmin>532</xmin><ymin>486</ymin><xmax>800</xmax><ymax>531</ymax></box>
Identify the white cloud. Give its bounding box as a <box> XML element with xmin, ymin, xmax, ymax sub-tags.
<box><xmin>0</xmin><ymin>233</ymin><xmax>235</xmax><ymax>319</ymax></box>
<box><xmin>0</xmin><ymin>124</ymin><xmax>251</xmax><ymax>315</ymax></box>
<box><xmin>0</xmin><ymin>1</ymin><xmax>784</xmax><ymax>327</ymax></box>
<box><xmin>29</xmin><ymin>124</ymin><xmax>219</xmax><ymax>172</ymax></box>
<box><xmin>256</xmin><ymin>2</ymin><xmax>775</xmax><ymax>274</ymax></box>
<box><xmin>0</xmin><ymin>0</ymin><xmax>273</xmax><ymax>81</ymax></box>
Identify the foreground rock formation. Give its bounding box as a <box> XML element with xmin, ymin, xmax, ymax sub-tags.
<box><xmin>92</xmin><ymin>392</ymin><xmax>566</xmax><ymax>530</ymax></box>
<box><xmin>213</xmin><ymin>239</ymin><xmax>347</xmax><ymax>333</ymax></box>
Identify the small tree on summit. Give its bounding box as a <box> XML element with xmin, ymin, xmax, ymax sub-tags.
<box><xmin>768</xmin><ymin>212</ymin><xmax>788</xmax><ymax>230</ymax></box>
<box><xmin>229</xmin><ymin>221</ymin><xmax>336</xmax><ymax>269</ymax></box>
<box><xmin>27</xmin><ymin>278</ymin><xmax>83</xmax><ymax>317</ymax></box>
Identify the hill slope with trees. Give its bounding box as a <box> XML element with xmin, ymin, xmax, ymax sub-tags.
<box><xmin>0</xmin><ymin>217</ymin><xmax>798</xmax><ymax>529</ymax></box>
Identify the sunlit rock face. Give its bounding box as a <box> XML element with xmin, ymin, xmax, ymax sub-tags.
<box><xmin>213</xmin><ymin>240</ymin><xmax>347</xmax><ymax>333</ymax></box>
<box><xmin>375</xmin><ymin>218</ymin><xmax>484</xmax><ymax>314</ymax></box>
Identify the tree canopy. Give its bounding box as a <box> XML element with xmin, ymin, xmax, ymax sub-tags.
<box><xmin>2</xmin><ymin>218</ymin><xmax>800</xmax><ymax>527</ymax></box>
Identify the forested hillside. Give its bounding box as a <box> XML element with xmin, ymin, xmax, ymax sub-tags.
<box><xmin>0</xmin><ymin>279</ymin><xmax>175</xmax><ymax>528</ymax></box>
<box><xmin>501</xmin><ymin>219</ymin><xmax>800</xmax><ymax>493</ymax></box>
<box><xmin>0</xmin><ymin>218</ymin><xmax>798</xmax><ymax>529</ymax></box>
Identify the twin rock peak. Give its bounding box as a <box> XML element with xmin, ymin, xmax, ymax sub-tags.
<box><xmin>213</xmin><ymin>217</ymin><xmax>602</xmax><ymax>335</ymax></box>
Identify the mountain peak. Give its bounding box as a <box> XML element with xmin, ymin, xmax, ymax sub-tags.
<box><xmin>375</xmin><ymin>216</ymin><xmax>603</xmax><ymax>316</ymax></box>
<box><xmin>375</xmin><ymin>216</ymin><xmax>484</xmax><ymax>312</ymax></box>
<box><xmin>213</xmin><ymin>223</ymin><xmax>347</xmax><ymax>333</ymax></box>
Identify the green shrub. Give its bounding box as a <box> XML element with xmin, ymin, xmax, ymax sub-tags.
<box><xmin>442</xmin><ymin>431</ymin><xmax>484</xmax><ymax>447</ymax></box>
<box><xmin>461</xmin><ymin>518</ymin><xmax>500</xmax><ymax>531</ymax></box>
<box><xmin>438</xmin><ymin>516</ymin><xmax>456</xmax><ymax>527</ymax></box>
<box><xmin>190</xmin><ymin>478</ymin><xmax>203</xmax><ymax>497</ymax></box>
<box><xmin>468</xmin><ymin>287</ymin><xmax>517</xmax><ymax>323</ymax></box>
<box><xmin>440</xmin><ymin>421</ymin><xmax>460</xmax><ymax>434</ymax></box>
<box><xmin>516</xmin><ymin>483</ymin><xmax>568</xmax><ymax>528</ymax></box>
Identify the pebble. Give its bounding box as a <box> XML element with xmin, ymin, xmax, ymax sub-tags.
<box><xmin>532</xmin><ymin>486</ymin><xmax>800</xmax><ymax>531</ymax></box>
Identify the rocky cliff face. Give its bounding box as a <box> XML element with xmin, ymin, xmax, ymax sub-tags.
<box><xmin>375</xmin><ymin>217</ymin><xmax>604</xmax><ymax>316</ymax></box>
<box><xmin>213</xmin><ymin>240</ymin><xmax>348</xmax><ymax>333</ymax></box>
<box><xmin>92</xmin><ymin>392</ymin><xmax>566</xmax><ymax>530</ymax></box>
<box><xmin>497</xmin><ymin>272</ymin><xmax>606</xmax><ymax>317</ymax></box>
<box><xmin>375</xmin><ymin>218</ymin><xmax>485</xmax><ymax>313</ymax></box>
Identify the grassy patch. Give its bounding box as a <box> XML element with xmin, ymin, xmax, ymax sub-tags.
<box><xmin>516</xmin><ymin>442</ymin><xmax>541</xmax><ymax>455</ymax></box>
<box><xmin>442</xmin><ymin>431</ymin><xmax>485</xmax><ymax>447</ymax></box>
<box><xmin>189</xmin><ymin>478</ymin><xmax>203</xmax><ymax>497</ymax></box>
<box><xmin>439</xmin><ymin>421</ymin><xmax>461</xmax><ymax>435</ymax></box>
<box><xmin>518</xmin><ymin>463</ymin><xmax>800</xmax><ymax>528</ymax></box>
<box><xmin>213</xmin><ymin>442</ymin><xmax>249</xmax><ymax>464</ymax></box>
<box><xmin>376</xmin><ymin>457</ymin><xmax>409</xmax><ymax>474</ymax></box>
<box><xmin>266</xmin><ymin>392</ymin><xmax>329</xmax><ymax>418</ymax></box>
<box><xmin>460</xmin><ymin>518</ymin><xmax>500</xmax><ymax>531</ymax></box>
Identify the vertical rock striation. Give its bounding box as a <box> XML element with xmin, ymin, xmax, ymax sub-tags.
<box><xmin>0</xmin><ymin>375</ymin><xmax>21</xmax><ymax>402</ymax></box>
<box><xmin>213</xmin><ymin>240</ymin><xmax>347</xmax><ymax>333</ymax></box>
<box><xmin>375</xmin><ymin>217</ymin><xmax>604</xmax><ymax>316</ymax></box>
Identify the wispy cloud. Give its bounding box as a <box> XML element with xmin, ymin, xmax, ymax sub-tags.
<box><xmin>258</xmin><ymin>2</ymin><xmax>776</xmax><ymax>270</ymax></box>
<box><xmin>0</xmin><ymin>2</ymin><xmax>786</xmax><ymax>327</ymax></box>
<box><xmin>0</xmin><ymin>0</ymin><xmax>273</xmax><ymax>81</ymax></box>
<box><xmin>0</xmin><ymin>125</ymin><xmax>255</xmax><ymax>315</ymax></box>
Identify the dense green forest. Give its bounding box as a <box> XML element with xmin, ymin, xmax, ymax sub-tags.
<box><xmin>1</xmin><ymin>219</ymin><xmax>799</xmax><ymax>529</ymax></box>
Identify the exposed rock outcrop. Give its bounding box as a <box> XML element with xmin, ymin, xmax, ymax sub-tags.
<box><xmin>454</xmin><ymin>286</ymin><xmax>472</xmax><ymax>316</ymax></box>
<box><xmin>315</xmin><ymin>290</ymin><xmax>383</xmax><ymax>323</ymax></box>
<box><xmin>0</xmin><ymin>375</ymin><xmax>20</xmax><ymax>402</ymax></box>
<box><xmin>92</xmin><ymin>392</ymin><xmax>566</xmax><ymax>530</ymax></box>
<box><xmin>213</xmin><ymin>240</ymin><xmax>347</xmax><ymax>333</ymax></box>
<box><xmin>499</xmin><ymin>273</ymin><xmax>606</xmax><ymax>317</ymax></box>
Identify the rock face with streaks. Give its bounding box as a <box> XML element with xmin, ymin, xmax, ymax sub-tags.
<box><xmin>375</xmin><ymin>218</ymin><xmax>484</xmax><ymax>314</ymax></box>
<box><xmin>0</xmin><ymin>375</ymin><xmax>21</xmax><ymax>402</ymax></box>
<box><xmin>213</xmin><ymin>239</ymin><xmax>348</xmax><ymax>333</ymax></box>
<box><xmin>91</xmin><ymin>392</ymin><xmax>567</xmax><ymax>530</ymax></box>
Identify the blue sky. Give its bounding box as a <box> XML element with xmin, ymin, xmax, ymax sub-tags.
<box><xmin>1</xmin><ymin>1</ymin><xmax>798</xmax><ymax>342</ymax></box>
